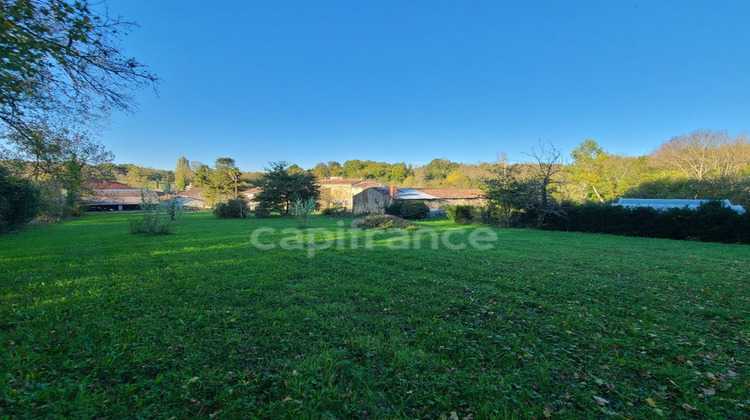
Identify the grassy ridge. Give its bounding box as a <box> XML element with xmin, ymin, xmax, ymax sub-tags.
<box><xmin>1</xmin><ymin>213</ymin><xmax>748</xmax><ymax>418</ymax></box>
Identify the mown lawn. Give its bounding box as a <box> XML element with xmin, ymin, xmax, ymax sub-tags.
<box><xmin>1</xmin><ymin>212</ymin><xmax>748</xmax><ymax>419</ymax></box>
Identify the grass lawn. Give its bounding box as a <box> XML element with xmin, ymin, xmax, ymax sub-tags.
<box><xmin>1</xmin><ymin>212</ymin><xmax>748</xmax><ymax>418</ymax></box>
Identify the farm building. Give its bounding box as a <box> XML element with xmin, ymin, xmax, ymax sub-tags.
<box><xmin>317</xmin><ymin>178</ymin><xmax>383</xmax><ymax>210</ymax></box>
<box><xmin>173</xmin><ymin>187</ymin><xmax>211</xmax><ymax>209</ymax></box>
<box><xmin>241</xmin><ymin>187</ymin><xmax>263</xmax><ymax>210</ymax></box>
<box><xmin>352</xmin><ymin>186</ymin><xmax>486</xmax><ymax>215</ymax></box>
<box><xmin>613</xmin><ymin>198</ymin><xmax>746</xmax><ymax>214</ymax></box>
<box><xmin>84</xmin><ymin>182</ymin><xmax>159</xmax><ymax>211</ymax></box>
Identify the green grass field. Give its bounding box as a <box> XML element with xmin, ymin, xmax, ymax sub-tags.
<box><xmin>1</xmin><ymin>212</ymin><xmax>748</xmax><ymax>418</ymax></box>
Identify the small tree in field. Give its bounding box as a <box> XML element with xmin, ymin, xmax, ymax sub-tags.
<box><xmin>130</xmin><ymin>189</ymin><xmax>176</xmax><ymax>235</ymax></box>
<box><xmin>161</xmin><ymin>183</ymin><xmax>184</xmax><ymax>221</ymax></box>
<box><xmin>290</xmin><ymin>198</ymin><xmax>317</xmax><ymax>228</ymax></box>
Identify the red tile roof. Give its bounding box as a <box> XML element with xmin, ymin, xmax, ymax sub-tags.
<box><xmin>318</xmin><ymin>178</ymin><xmax>367</xmax><ymax>186</ymax></box>
<box><xmin>243</xmin><ymin>187</ymin><xmax>262</xmax><ymax>195</ymax></box>
<box><xmin>417</xmin><ymin>188</ymin><xmax>485</xmax><ymax>199</ymax></box>
<box><xmin>87</xmin><ymin>181</ymin><xmax>137</xmax><ymax>190</ymax></box>
<box><xmin>178</xmin><ymin>188</ymin><xmax>206</xmax><ymax>197</ymax></box>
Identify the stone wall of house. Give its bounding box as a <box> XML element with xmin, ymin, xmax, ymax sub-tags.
<box><xmin>320</xmin><ymin>186</ymin><xmax>356</xmax><ymax>208</ymax></box>
<box><xmin>437</xmin><ymin>198</ymin><xmax>487</xmax><ymax>208</ymax></box>
<box><xmin>352</xmin><ymin>189</ymin><xmax>392</xmax><ymax>214</ymax></box>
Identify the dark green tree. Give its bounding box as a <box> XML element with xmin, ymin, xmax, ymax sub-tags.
<box><xmin>255</xmin><ymin>161</ymin><xmax>320</xmax><ymax>214</ymax></box>
<box><xmin>0</xmin><ymin>166</ymin><xmax>40</xmax><ymax>232</ymax></box>
<box><xmin>193</xmin><ymin>164</ymin><xmax>212</xmax><ymax>188</ymax></box>
<box><xmin>483</xmin><ymin>163</ymin><xmax>538</xmax><ymax>226</ymax></box>
<box><xmin>200</xmin><ymin>157</ymin><xmax>239</xmax><ymax>204</ymax></box>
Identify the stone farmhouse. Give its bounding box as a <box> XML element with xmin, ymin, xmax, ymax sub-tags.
<box><xmin>352</xmin><ymin>186</ymin><xmax>486</xmax><ymax>215</ymax></box>
<box><xmin>317</xmin><ymin>178</ymin><xmax>383</xmax><ymax>210</ymax></box>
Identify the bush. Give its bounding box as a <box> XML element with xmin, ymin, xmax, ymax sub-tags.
<box><xmin>543</xmin><ymin>201</ymin><xmax>750</xmax><ymax>244</ymax></box>
<box><xmin>130</xmin><ymin>189</ymin><xmax>175</xmax><ymax>235</ymax></box>
<box><xmin>129</xmin><ymin>212</ymin><xmax>172</xmax><ymax>235</ymax></box>
<box><xmin>253</xmin><ymin>205</ymin><xmax>270</xmax><ymax>218</ymax></box>
<box><xmin>386</xmin><ymin>200</ymin><xmax>429</xmax><ymax>220</ymax></box>
<box><xmin>351</xmin><ymin>214</ymin><xmax>415</xmax><ymax>230</ymax></box>
<box><xmin>213</xmin><ymin>198</ymin><xmax>250</xmax><ymax>219</ymax></box>
<box><xmin>384</xmin><ymin>201</ymin><xmax>403</xmax><ymax>217</ymax></box>
<box><xmin>445</xmin><ymin>205</ymin><xmax>476</xmax><ymax>223</ymax></box>
<box><xmin>321</xmin><ymin>205</ymin><xmax>346</xmax><ymax>216</ymax></box>
<box><xmin>290</xmin><ymin>197</ymin><xmax>317</xmax><ymax>228</ymax></box>
<box><xmin>0</xmin><ymin>168</ymin><xmax>40</xmax><ymax>233</ymax></box>
<box><xmin>400</xmin><ymin>200</ymin><xmax>430</xmax><ymax>219</ymax></box>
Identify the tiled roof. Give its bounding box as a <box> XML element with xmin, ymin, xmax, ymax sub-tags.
<box><xmin>370</xmin><ymin>187</ymin><xmax>484</xmax><ymax>200</ymax></box>
<box><xmin>318</xmin><ymin>178</ymin><xmax>367</xmax><ymax>186</ymax></box>
<box><xmin>87</xmin><ymin>181</ymin><xmax>137</xmax><ymax>190</ymax></box>
<box><xmin>179</xmin><ymin>188</ymin><xmax>206</xmax><ymax>197</ymax></box>
<box><xmin>417</xmin><ymin>188</ymin><xmax>485</xmax><ymax>199</ymax></box>
<box><xmin>84</xmin><ymin>189</ymin><xmax>155</xmax><ymax>205</ymax></box>
<box><xmin>243</xmin><ymin>187</ymin><xmax>262</xmax><ymax>195</ymax></box>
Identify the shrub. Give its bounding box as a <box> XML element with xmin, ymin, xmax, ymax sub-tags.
<box><xmin>543</xmin><ymin>201</ymin><xmax>750</xmax><ymax>244</ymax></box>
<box><xmin>445</xmin><ymin>205</ymin><xmax>476</xmax><ymax>223</ymax></box>
<box><xmin>290</xmin><ymin>197</ymin><xmax>317</xmax><ymax>228</ymax></box>
<box><xmin>0</xmin><ymin>168</ymin><xmax>40</xmax><ymax>233</ymax></box>
<box><xmin>384</xmin><ymin>201</ymin><xmax>403</xmax><ymax>217</ymax></box>
<box><xmin>400</xmin><ymin>200</ymin><xmax>430</xmax><ymax>220</ymax></box>
<box><xmin>386</xmin><ymin>200</ymin><xmax>429</xmax><ymax>220</ymax></box>
<box><xmin>253</xmin><ymin>205</ymin><xmax>270</xmax><ymax>218</ymax></box>
<box><xmin>162</xmin><ymin>197</ymin><xmax>184</xmax><ymax>221</ymax></box>
<box><xmin>321</xmin><ymin>205</ymin><xmax>346</xmax><ymax>216</ymax></box>
<box><xmin>130</xmin><ymin>189</ymin><xmax>175</xmax><ymax>235</ymax></box>
<box><xmin>129</xmin><ymin>212</ymin><xmax>172</xmax><ymax>235</ymax></box>
<box><xmin>213</xmin><ymin>198</ymin><xmax>249</xmax><ymax>219</ymax></box>
<box><xmin>351</xmin><ymin>214</ymin><xmax>415</xmax><ymax>229</ymax></box>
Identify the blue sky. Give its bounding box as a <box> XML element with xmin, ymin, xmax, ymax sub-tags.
<box><xmin>102</xmin><ymin>0</ymin><xmax>750</xmax><ymax>172</ymax></box>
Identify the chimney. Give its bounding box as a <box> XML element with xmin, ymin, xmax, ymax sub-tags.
<box><xmin>389</xmin><ymin>185</ymin><xmax>398</xmax><ymax>198</ymax></box>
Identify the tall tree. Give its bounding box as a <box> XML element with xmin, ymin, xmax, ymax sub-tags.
<box><xmin>193</xmin><ymin>164</ymin><xmax>212</xmax><ymax>188</ymax></box>
<box><xmin>5</xmin><ymin>125</ymin><xmax>112</xmax><ymax>217</ymax></box>
<box><xmin>483</xmin><ymin>162</ymin><xmax>538</xmax><ymax>226</ymax></box>
<box><xmin>569</xmin><ymin>139</ymin><xmax>610</xmax><ymax>202</ymax></box>
<box><xmin>255</xmin><ymin>161</ymin><xmax>320</xmax><ymax>214</ymax></box>
<box><xmin>525</xmin><ymin>142</ymin><xmax>565</xmax><ymax>228</ymax></box>
<box><xmin>1</xmin><ymin>0</ymin><xmax>158</xmax><ymax>155</ymax></box>
<box><xmin>174</xmin><ymin>157</ymin><xmax>192</xmax><ymax>190</ymax></box>
<box><xmin>204</xmin><ymin>157</ymin><xmax>238</xmax><ymax>203</ymax></box>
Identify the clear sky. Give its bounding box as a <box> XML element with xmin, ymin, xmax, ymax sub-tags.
<box><xmin>101</xmin><ymin>0</ymin><xmax>750</xmax><ymax>172</ymax></box>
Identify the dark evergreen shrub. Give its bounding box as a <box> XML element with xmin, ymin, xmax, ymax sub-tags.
<box><xmin>213</xmin><ymin>198</ymin><xmax>249</xmax><ymax>219</ymax></box>
<box><xmin>543</xmin><ymin>201</ymin><xmax>749</xmax><ymax>244</ymax></box>
<box><xmin>0</xmin><ymin>168</ymin><xmax>40</xmax><ymax>233</ymax></box>
<box><xmin>253</xmin><ymin>204</ymin><xmax>270</xmax><ymax>218</ymax></box>
<box><xmin>384</xmin><ymin>201</ymin><xmax>404</xmax><ymax>216</ymax></box>
<box><xmin>399</xmin><ymin>200</ymin><xmax>430</xmax><ymax>220</ymax></box>
<box><xmin>445</xmin><ymin>205</ymin><xmax>476</xmax><ymax>223</ymax></box>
